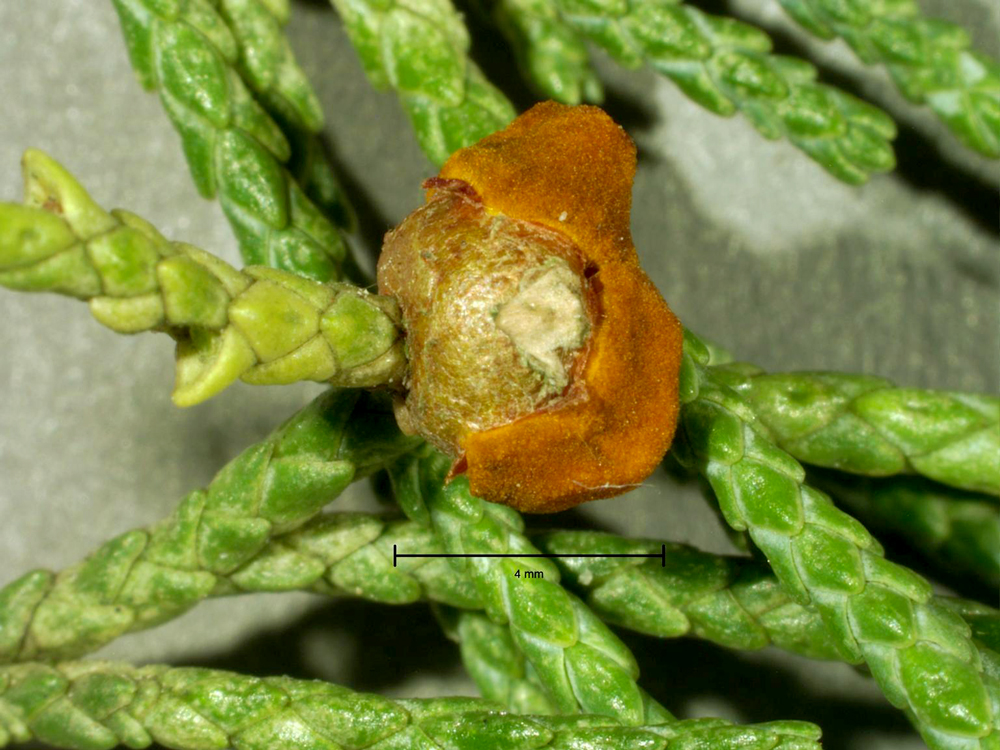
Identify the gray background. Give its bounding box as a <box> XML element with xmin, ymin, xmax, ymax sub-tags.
<box><xmin>0</xmin><ymin>2</ymin><xmax>997</xmax><ymax>748</ymax></box>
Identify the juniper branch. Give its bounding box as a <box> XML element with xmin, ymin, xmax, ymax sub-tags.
<box><xmin>433</xmin><ymin>568</ymin><xmax>1000</xmax><ymax>745</ymax></box>
<box><xmin>673</xmin><ymin>331</ymin><xmax>999</xmax><ymax>750</ymax></box>
<box><xmin>57</xmin><ymin>500</ymin><xmax>992</xmax><ymax>738</ymax></box>
<box><xmin>482</xmin><ymin>0</ymin><xmax>603</xmax><ymax>105</ymax></box>
<box><xmin>216</xmin><ymin>0</ymin><xmax>325</xmax><ymax>132</ymax></box>
<box><xmin>0</xmin><ymin>661</ymin><xmax>823</xmax><ymax>750</ymax></box>
<box><xmin>0</xmin><ymin>390</ymin><xmax>421</xmax><ymax>663</ymax></box>
<box><xmin>282</xmin><ymin>120</ymin><xmax>357</xmax><ymax>235</ymax></box>
<box><xmin>712</xmin><ymin>362</ymin><xmax>1000</xmax><ymax>496</ymax></box>
<box><xmin>536</xmin><ymin>530</ymin><xmax>849</xmax><ymax>662</ymax></box>
<box><xmin>110</xmin><ymin>0</ymin><xmax>348</xmax><ymax>280</ymax></box>
<box><xmin>215</xmin><ymin>512</ymin><xmax>483</xmax><ymax>608</ymax></box>
<box><xmin>216</xmin><ymin>0</ymin><xmax>358</xmax><ymax>234</ymax></box>
<box><xmin>776</xmin><ymin>0</ymin><xmax>1000</xmax><ymax>157</ymax></box>
<box><xmin>435</xmin><ymin>606</ymin><xmax>561</xmax><ymax>715</ymax></box>
<box><xmin>0</xmin><ymin>497</ymin><xmax>805</xmax><ymax>718</ymax></box>
<box><xmin>389</xmin><ymin>449</ymin><xmax>658</xmax><ymax>725</ymax></box>
<box><xmin>329</xmin><ymin>0</ymin><xmax>516</xmax><ymax>165</ymax></box>
<box><xmin>810</xmin><ymin>471</ymin><xmax>1000</xmax><ymax>589</ymax></box>
<box><xmin>436</xmin><ymin>607</ymin><xmax>678</xmax><ymax>726</ymax></box>
<box><xmin>0</xmin><ymin>152</ymin><xmax>404</xmax><ymax>406</ymax></box>
<box><xmin>214</xmin><ymin>511</ymin><xmax>996</xmax><ymax>672</ymax></box>
<box><xmin>212</xmin><ymin>511</ymin><xmax>842</xmax><ymax>662</ymax></box>
<box><xmin>538</xmin><ymin>530</ymin><xmax>1000</xmax><ymax>747</ymax></box>
<box><xmin>543</xmin><ymin>0</ymin><xmax>896</xmax><ymax>184</ymax></box>
<box><xmin>538</xmin><ymin>529</ymin><xmax>1000</xmax><ymax>698</ymax></box>
<box><xmin>10</xmin><ymin>489</ymin><xmax>989</xmax><ymax>734</ymax></box>
<box><xmin>937</xmin><ymin>599</ymin><xmax>1000</xmax><ymax>658</ymax></box>
<box><xmin>184</xmin><ymin>504</ymin><xmax>1000</xmax><ymax>730</ymax></box>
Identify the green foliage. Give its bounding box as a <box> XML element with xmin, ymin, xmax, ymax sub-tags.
<box><xmin>6</xmin><ymin>485</ymin><xmax>997</xmax><ymax>747</ymax></box>
<box><xmin>675</xmin><ymin>332</ymin><xmax>998</xmax><ymax>750</ymax></box>
<box><xmin>940</xmin><ymin>599</ymin><xmax>1000</xmax><ymax>657</ymax></box>
<box><xmin>491</xmin><ymin>0</ymin><xmax>898</xmax><ymax>183</ymax></box>
<box><xmin>16</xmin><ymin>494</ymin><xmax>987</xmax><ymax>677</ymax></box>
<box><xmin>776</xmin><ymin>0</ymin><xmax>1000</xmax><ymax>157</ymax></box>
<box><xmin>812</xmin><ymin>472</ymin><xmax>1000</xmax><ymax>588</ymax></box>
<box><xmin>217</xmin><ymin>0</ymin><xmax>325</xmax><ymax>132</ymax></box>
<box><xmin>0</xmin><ymin>390</ymin><xmax>420</xmax><ymax>662</ymax></box>
<box><xmin>330</xmin><ymin>0</ymin><xmax>516</xmax><ymax>165</ymax></box>
<box><xmin>485</xmin><ymin>0</ymin><xmax>603</xmax><ymax>105</ymax></box>
<box><xmin>110</xmin><ymin>0</ymin><xmax>349</xmax><ymax>280</ymax></box>
<box><xmin>714</xmin><ymin>363</ymin><xmax>1000</xmax><ymax>496</ymax></box>
<box><xmin>0</xmin><ymin>152</ymin><xmax>405</xmax><ymax>405</ymax></box>
<box><xmin>390</xmin><ymin>448</ymin><xmax>658</xmax><ymax>725</ymax></box>
<box><xmin>0</xmin><ymin>662</ymin><xmax>824</xmax><ymax>750</ymax></box>
<box><xmin>484</xmin><ymin>0</ymin><xmax>1000</xmax><ymax>169</ymax></box>
<box><xmin>217</xmin><ymin>0</ymin><xmax>360</xmax><ymax>235</ymax></box>
<box><xmin>538</xmin><ymin>529</ymin><xmax>848</xmax><ymax>661</ymax></box>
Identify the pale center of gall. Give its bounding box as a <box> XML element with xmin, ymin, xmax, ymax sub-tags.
<box><xmin>494</xmin><ymin>257</ymin><xmax>588</xmax><ymax>392</ymax></box>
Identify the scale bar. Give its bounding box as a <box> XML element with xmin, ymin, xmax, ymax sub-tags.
<box><xmin>392</xmin><ymin>544</ymin><xmax>665</xmax><ymax>568</ymax></box>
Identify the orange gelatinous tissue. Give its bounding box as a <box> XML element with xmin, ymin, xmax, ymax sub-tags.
<box><xmin>378</xmin><ymin>101</ymin><xmax>684</xmax><ymax>513</ymax></box>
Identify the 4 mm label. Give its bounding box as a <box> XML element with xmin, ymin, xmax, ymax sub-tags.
<box><xmin>513</xmin><ymin>569</ymin><xmax>543</xmax><ymax>579</ymax></box>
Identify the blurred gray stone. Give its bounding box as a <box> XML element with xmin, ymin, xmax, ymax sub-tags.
<box><xmin>0</xmin><ymin>2</ymin><xmax>996</xmax><ymax>749</ymax></box>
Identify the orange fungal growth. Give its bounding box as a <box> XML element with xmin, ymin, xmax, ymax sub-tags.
<box><xmin>378</xmin><ymin>101</ymin><xmax>684</xmax><ymax>513</ymax></box>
